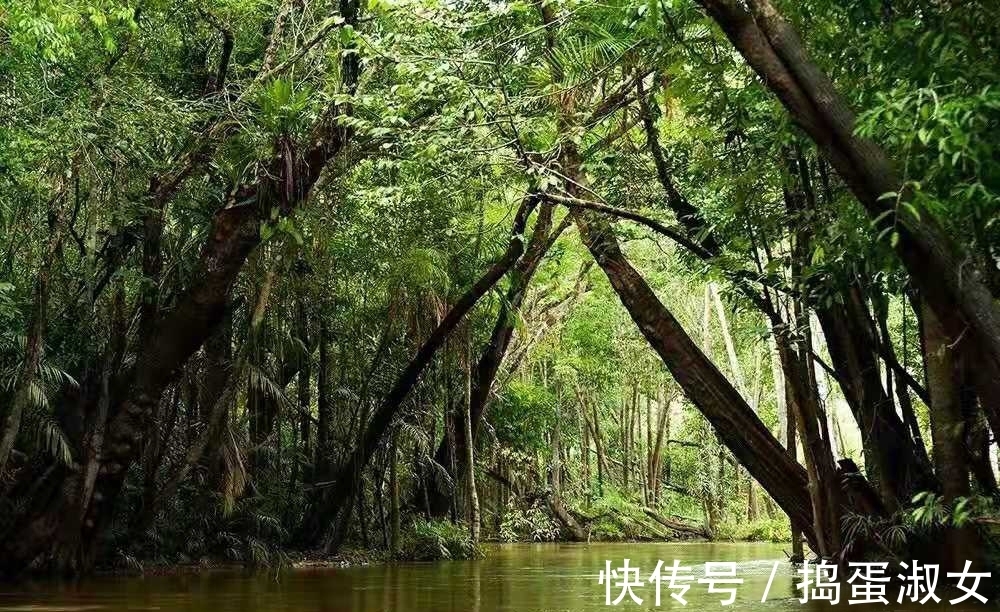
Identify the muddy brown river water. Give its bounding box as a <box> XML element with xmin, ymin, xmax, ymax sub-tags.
<box><xmin>0</xmin><ymin>542</ymin><xmax>994</xmax><ymax>611</ymax></box>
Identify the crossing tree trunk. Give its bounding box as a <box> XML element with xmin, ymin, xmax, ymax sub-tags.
<box><xmin>296</xmin><ymin>195</ymin><xmax>538</xmax><ymax>551</ymax></box>
<box><xmin>427</xmin><ymin>203</ymin><xmax>565</xmax><ymax>516</ymax></box>
<box><xmin>572</xmin><ymin>208</ymin><xmax>816</xmax><ymax>548</ymax></box>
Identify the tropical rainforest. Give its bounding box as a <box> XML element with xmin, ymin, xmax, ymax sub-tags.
<box><xmin>2</xmin><ymin>0</ymin><xmax>1000</xmax><ymax>579</ymax></box>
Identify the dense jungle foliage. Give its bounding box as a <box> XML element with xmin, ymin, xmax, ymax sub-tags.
<box><xmin>2</xmin><ymin>0</ymin><xmax>1000</xmax><ymax>577</ymax></box>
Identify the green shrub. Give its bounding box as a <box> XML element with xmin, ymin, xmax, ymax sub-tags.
<box><xmin>578</xmin><ymin>492</ymin><xmax>662</xmax><ymax>541</ymax></box>
<box><xmin>740</xmin><ymin>517</ymin><xmax>791</xmax><ymax>542</ymax></box>
<box><xmin>399</xmin><ymin>519</ymin><xmax>482</xmax><ymax>561</ymax></box>
<box><xmin>498</xmin><ymin>504</ymin><xmax>560</xmax><ymax>542</ymax></box>
<box><xmin>713</xmin><ymin>517</ymin><xmax>790</xmax><ymax>543</ymax></box>
<box><xmin>589</xmin><ymin>517</ymin><xmax>627</xmax><ymax>540</ymax></box>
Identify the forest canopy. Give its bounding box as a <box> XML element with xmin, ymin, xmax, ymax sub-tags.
<box><xmin>1</xmin><ymin>0</ymin><xmax>1000</xmax><ymax>576</ymax></box>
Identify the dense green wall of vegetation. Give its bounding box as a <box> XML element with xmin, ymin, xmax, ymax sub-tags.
<box><xmin>2</xmin><ymin>0</ymin><xmax>999</xmax><ymax>575</ymax></box>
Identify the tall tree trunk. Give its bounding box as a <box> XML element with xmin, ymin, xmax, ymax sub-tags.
<box><xmin>200</xmin><ymin>310</ymin><xmax>234</xmax><ymax>478</ymax></box>
<box><xmin>315</xmin><ymin>318</ymin><xmax>332</xmax><ymax>482</ymax></box>
<box><xmin>389</xmin><ymin>430</ymin><xmax>400</xmax><ymax>556</ymax></box>
<box><xmin>552</xmin><ymin>381</ymin><xmax>563</xmax><ymax>499</ymax></box>
<box><xmin>0</xmin><ymin>199</ymin><xmax>65</xmax><ymax>474</ymax></box>
<box><xmin>710</xmin><ymin>283</ymin><xmax>746</xmax><ymax>394</ymax></box>
<box><xmin>580</xmin><ymin>397</ymin><xmax>591</xmax><ymax>503</ymax></box>
<box><xmin>445</xmin><ymin>374</ymin><xmax>459</xmax><ymax>524</ymax></box>
<box><xmin>463</xmin><ymin>345</ymin><xmax>480</xmax><ymax>544</ymax></box>
<box><xmin>290</xmin><ymin>300</ymin><xmax>312</xmax><ymax>495</ymax></box>
<box><xmin>247</xmin><ymin>267</ymin><xmax>279</xmax><ymax>476</ymax></box>
<box><xmin>580</xmin><ymin>389</ymin><xmax>607</xmax><ymax>497</ymax></box>
<box><xmin>644</xmin><ymin>391</ymin><xmax>652</xmax><ymax>506</ymax></box>
<box><xmin>651</xmin><ymin>386</ymin><xmax>672</xmax><ymax>505</ymax></box>
<box><xmin>816</xmin><ymin>288</ymin><xmax>937</xmax><ymax>508</ymax></box>
<box><xmin>769</xmin><ymin>327</ymin><xmax>804</xmax><ymax>559</ymax></box>
<box><xmin>785</xmin><ymin>380</ymin><xmax>805</xmax><ymax>562</ymax></box>
<box><xmin>594</xmin><ymin>402</ymin><xmax>606</xmax><ymax>496</ymax></box>
<box><xmin>774</xmin><ymin>320</ymin><xmax>841</xmax><ymax>558</ymax></box>
<box><xmin>141</xmin><ymin>386</ymin><xmax>180</xmax><ymax>517</ymax></box>
<box><xmin>964</xmin><ymin>400</ymin><xmax>998</xmax><ymax>497</ymax></box>
<box><xmin>921</xmin><ymin>300</ymin><xmax>980</xmax><ymax>570</ymax></box>
<box><xmin>357</xmin><ymin>480</ymin><xmax>370</xmax><ymax>549</ymax></box>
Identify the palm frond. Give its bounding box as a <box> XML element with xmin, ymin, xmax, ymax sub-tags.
<box><xmin>423</xmin><ymin>457</ymin><xmax>455</xmax><ymax>495</ymax></box>
<box><xmin>388</xmin><ymin>247</ymin><xmax>451</xmax><ymax>303</ymax></box>
<box><xmin>246</xmin><ymin>362</ymin><xmax>292</xmax><ymax>411</ymax></box>
<box><xmin>395</xmin><ymin>420</ymin><xmax>430</xmax><ymax>455</ymax></box>
<box><xmin>20</xmin><ymin>405</ymin><xmax>74</xmax><ymax>465</ymax></box>
<box><xmin>36</xmin><ymin>362</ymin><xmax>78</xmax><ymax>390</ymax></box>
<box><xmin>219</xmin><ymin>425</ymin><xmax>248</xmax><ymax>516</ymax></box>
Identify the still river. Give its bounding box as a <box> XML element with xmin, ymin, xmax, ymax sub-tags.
<box><xmin>0</xmin><ymin>542</ymin><xmax>994</xmax><ymax>611</ymax></box>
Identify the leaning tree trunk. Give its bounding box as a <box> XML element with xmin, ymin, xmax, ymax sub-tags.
<box><xmin>296</xmin><ymin>194</ymin><xmax>537</xmax><ymax>551</ymax></box>
<box><xmin>816</xmin><ymin>287</ymin><xmax>937</xmax><ymax>509</ymax></box>
<box><xmin>696</xmin><ymin>0</ymin><xmax>1000</xmax><ymax>388</ymax></box>
<box><xmin>0</xmin><ymin>199</ymin><xmax>265</xmax><ymax>574</ymax></box>
<box><xmin>427</xmin><ymin>202</ymin><xmax>564</xmax><ymax>516</ymax></box>
<box><xmin>539</xmin><ymin>0</ymin><xmax>815</xmax><ymax>549</ymax></box>
<box><xmin>572</xmin><ymin>209</ymin><xmax>816</xmax><ymax>548</ymax></box>
<box><xmin>0</xmin><ymin>36</ymin><xmax>359</xmax><ymax>576</ymax></box>
<box><xmin>0</xmin><ymin>0</ymin><xmax>362</xmax><ymax>574</ymax></box>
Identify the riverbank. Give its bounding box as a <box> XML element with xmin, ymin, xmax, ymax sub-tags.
<box><xmin>89</xmin><ymin>521</ymin><xmax>790</xmax><ymax>578</ymax></box>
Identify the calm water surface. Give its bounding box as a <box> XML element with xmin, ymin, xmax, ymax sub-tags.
<box><xmin>0</xmin><ymin>542</ymin><xmax>994</xmax><ymax>611</ymax></box>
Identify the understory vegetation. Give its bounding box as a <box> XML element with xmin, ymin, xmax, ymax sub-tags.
<box><xmin>2</xmin><ymin>0</ymin><xmax>1000</xmax><ymax>579</ymax></box>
